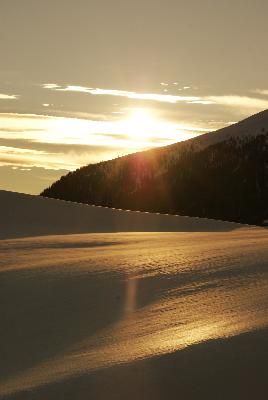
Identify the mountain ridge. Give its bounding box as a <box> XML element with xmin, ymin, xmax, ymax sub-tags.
<box><xmin>41</xmin><ymin>110</ymin><xmax>268</xmax><ymax>225</ymax></box>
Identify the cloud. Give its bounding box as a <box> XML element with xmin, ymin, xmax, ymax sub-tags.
<box><xmin>42</xmin><ymin>84</ymin><xmax>201</xmax><ymax>103</ymax></box>
<box><xmin>205</xmin><ymin>95</ymin><xmax>268</xmax><ymax>111</ymax></box>
<box><xmin>43</xmin><ymin>83</ymin><xmax>61</xmax><ymax>89</ymax></box>
<box><xmin>0</xmin><ymin>93</ymin><xmax>18</xmax><ymax>100</ymax></box>
<box><xmin>252</xmin><ymin>89</ymin><xmax>268</xmax><ymax>96</ymax></box>
<box><xmin>0</xmin><ymin>112</ymin><xmax>201</xmax><ymax>146</ymax></box>
<box><xmin>42</xmin><ymin>83</ymin><xmax>268</xmax><ymax>114</ymax></box>
<box><xmin>0</xmin><ymin>146</ymin><xmax>46</xmax><ymax>156</ymax></box>
<box><xmin>0</xmin><ymin>137</ymin><xmax>119</xmax><ymax>154</ymax></box>
<box><xmin>188</xmin><ymin>100</ymin><xmax>214</xmax><ymax>105</ymax></box>
<box><xmin>0</xmin><ymin>112</ymin><xmax>202</xmax><ymax>170</ymax></box>
<box><xmin>0</xmin><ymin>144</ymin><xmax>103</xmax><ymax>170</ymax></box>
<box><xmin>0</xmin><ymin>145</ymin><xmax>63</xmax><ymax>170</ymax></box>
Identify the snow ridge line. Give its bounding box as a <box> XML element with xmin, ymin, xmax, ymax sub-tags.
<box><xmin>0</xmin><ymin>189</ymin><xmax>247</xmax><ymax>227</ymax></box>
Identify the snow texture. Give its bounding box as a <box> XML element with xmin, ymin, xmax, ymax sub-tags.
<box><xmin>0</xmin><ymin>190</ymin><xmax>267</xmax><ymax>399</ymax></box>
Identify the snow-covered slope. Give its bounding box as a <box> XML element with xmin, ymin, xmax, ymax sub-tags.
<box><xmin>1</xmin><ymin>189</ymin><xmax>267</xmax><ymax>399</ymax></box>
<box><xmin>172</xmin><ymin>108</ymin><xmax>268</xmax><ymax>152</ymax></box>
<box><xmin>1</xmin><ymin>229</ymin><xmax>268</xmax><ymax>399</ymax></box>
<box><xmin>0</xmin><ymin>190</ymin><xmax>241</xmax><ymax>239</ymax></box>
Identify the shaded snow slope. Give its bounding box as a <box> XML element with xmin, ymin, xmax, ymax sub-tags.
<box><xmin>0</xmin><ymin>190</ymin><xmax>242</xmax><ymax>239</ymax></box>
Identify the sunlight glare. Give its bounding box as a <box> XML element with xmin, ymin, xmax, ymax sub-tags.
<box><xmin>122</xmin><ymin>108</ymin><xmax>172</xmax><ymax>146</ymax></box>
<box><xmin>126</xmin><ymin>108</ymin><xmax>156</xmax><ymax>139</ymax></box>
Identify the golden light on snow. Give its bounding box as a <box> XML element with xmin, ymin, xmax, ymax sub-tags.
<box><xmin>1</xmin><ymin>226</ymin><xmax>267</xmax><ymax>397</ymax></box>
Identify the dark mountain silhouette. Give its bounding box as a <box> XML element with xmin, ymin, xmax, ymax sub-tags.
<box><xmin>41</xmin><ymin>110</ymin><xmax>268</xmax><ymax>225</ymax></box>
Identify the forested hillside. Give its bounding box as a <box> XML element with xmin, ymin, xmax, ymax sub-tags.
<box><xmin>42</xmin><ymin>129</ymin><xmax>268</xmax><ymax>225</ymax></box>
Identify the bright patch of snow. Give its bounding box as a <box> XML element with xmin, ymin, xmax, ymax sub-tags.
<box><xmin>186</xmin><ymin>109</ymin><xmax>268</xmax><ymax>151</ymax></box>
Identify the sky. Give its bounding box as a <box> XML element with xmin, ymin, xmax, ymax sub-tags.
<box><xmin>1</xmin><ymin>0</ymin><xmax>268</xmax><ymax>194</ymax></box>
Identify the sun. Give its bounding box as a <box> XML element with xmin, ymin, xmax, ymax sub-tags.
<box><xmin>125</xmin><ymin>108</ymin><xmax>157</xmax><ymax>139</ymax></box>
<box><xmin>123</xmin><ymin>108</ymin><xmax>200</xmax><ymax>146</ymax></box>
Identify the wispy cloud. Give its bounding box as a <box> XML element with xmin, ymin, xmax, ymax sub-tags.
<box><xmin>0</xmin><ymin>146</ymin><xmax>46</xmax><ymax>156</ymax></box>
<box><xmin>252</xmin><ymin>89</ymin><xmax>268</xmax><ymax>96</ymax></box>
<box><xmin>205</xmin><ymin>95</ymin><xmax>268</xmax><ymax>111</ymax></box>
<box><xmin>188</xmin><ymin>100</ymin><xmax>214</xmax><ymax>105</ymax></box>
<box><xmin>0</xmin><ymin>143</ymin><xmax>113</xmax><ymax>171</ymax></box>
<box><xmin>42</xmin><ymin>83</ymin><xmax>61</xmax><ymax>89</ymax></box>
<box><xmin>0</xmin><ymin>112</ymin><xmax>202</xmax><ymax>170</ymax></box>
<box><xmin>42</xmin><ymin>84</ymin><xmax>268</xmax><ymax>113</ymax></box>
<box><xmin>0</xmin><ymin>93</ymin><xmax>18</xmax><ymax>100</ymax></box>
<box><xmin>42</xmin><ymin>84</ymin><xmax>201</xmax><ymax>103</ymax></box>
<box><xmin>0</xmin><ymin>112</ymin><xmax>202</xmax><ymax>145</ymax></box>
<box><xmin>0</xmin><ymin>145</ymin><xmax>60</xmax><ymax>169</ymax></box>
